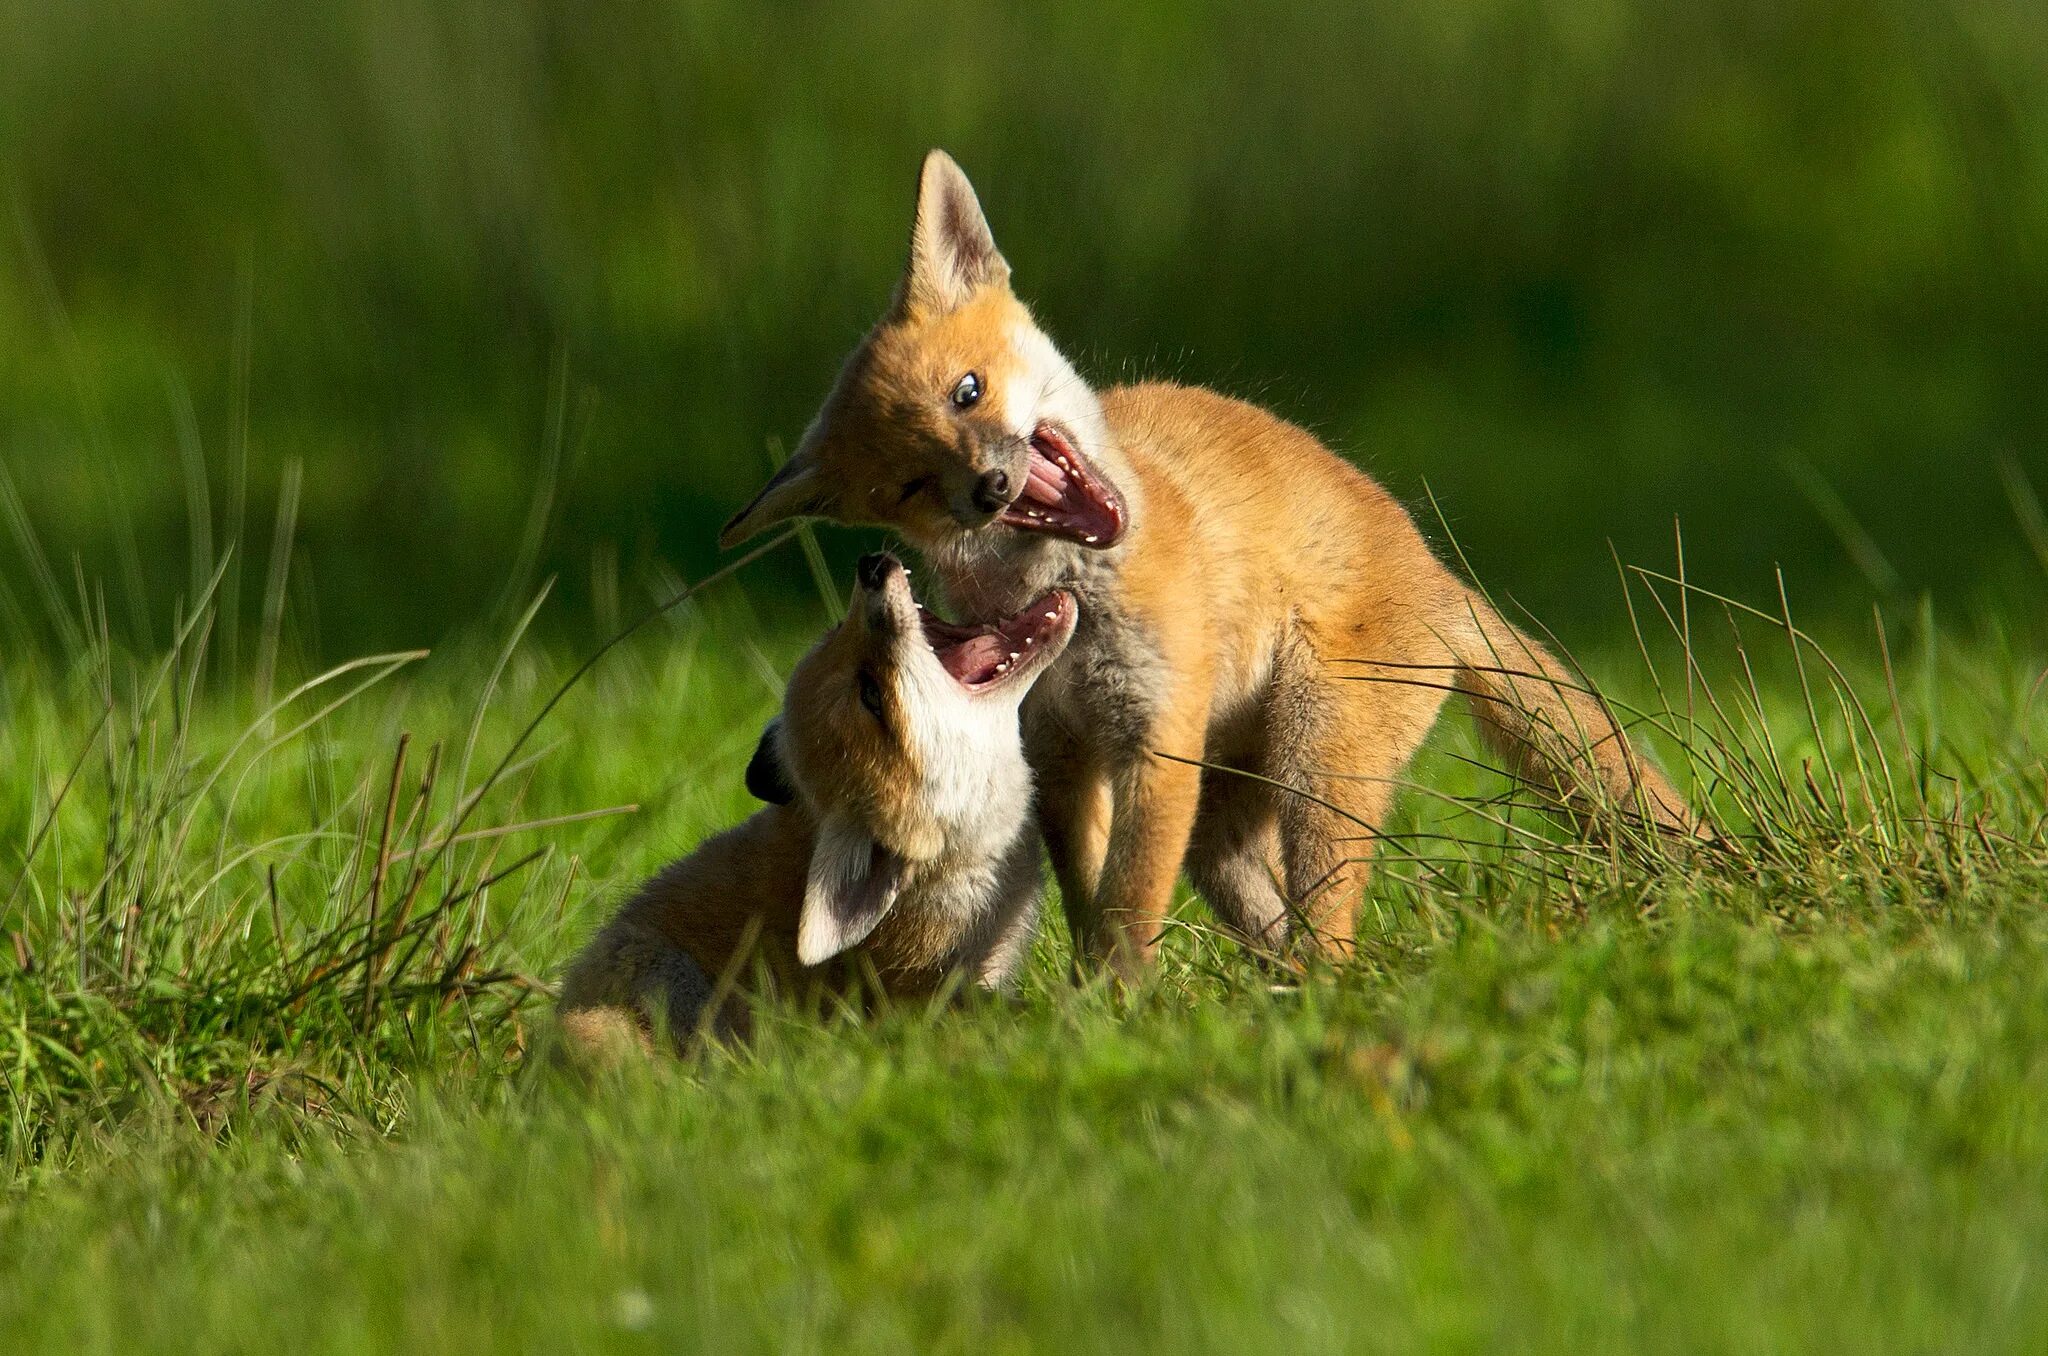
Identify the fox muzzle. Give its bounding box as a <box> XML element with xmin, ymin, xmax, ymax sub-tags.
<box><xmin>972</xmin><ymin>469</ymin><xmax>1013</xmax><ymax>514</ymax></box>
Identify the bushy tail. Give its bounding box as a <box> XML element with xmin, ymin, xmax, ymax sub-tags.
<box><xmin>1443</xmin><ymin>590</ymin><xmax>1701</xmax><ymax>840</ymax></box>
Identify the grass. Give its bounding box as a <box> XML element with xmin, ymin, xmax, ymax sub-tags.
<box><xmin>11</xmin><ymin>6</ymin><xmax>2048</xmax><ymax>1330</ymax></box>
<box><xmin>3</xmin><ymin>515</ymin><xmax>2047</xmax><ymax>1351</ymax></box>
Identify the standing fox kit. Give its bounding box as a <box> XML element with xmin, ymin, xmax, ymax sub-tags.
<box><xmin>558</xmin><ymin>552</ymin><xmax>1076</xmax><ymax>1053</ymax></box>
<box><xmin>723</xmin><ymin>150</ymin><xmax>1696</xmax><ymax>977</ymax></box>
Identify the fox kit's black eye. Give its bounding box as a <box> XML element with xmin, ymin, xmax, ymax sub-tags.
<box><xmin>858</xmin><ymin>671</ymin><xmax>886</xmax><ymax>719</ymax></box>
<box><xmin>950</xmin><ymin>372</ymin><xmax>983</xmax><ymax>409</ymax></box>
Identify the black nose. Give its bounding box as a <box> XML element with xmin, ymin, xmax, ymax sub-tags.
<box><xmin>972</xmin><ymin>469</ymin><xmax>1012</xmax><ymax>514</ymax></box>
<box><xmin>855</xmin><ymin>552</ymin><xmax>901</xmax><ymax>592</ymax></box>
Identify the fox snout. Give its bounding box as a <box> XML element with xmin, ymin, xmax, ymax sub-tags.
<box><xmin>970</xmin><ymin>469</ymin><xmax>1012</xmax><ymax>513</ymax></box>
<box><xmin>855</xmin><ymin>551</ymin><xmax>901</xmax><ymax>592</ymax></box>
<box><xmin>941</xmin><ymin>437</ymin><xmax>1030</xmax><ymax>529</ymax></box>
<box><xmin>854</xmin><ymin>551</ymin><xmax>920</xmax><ymax>638</ymax></box>
<box><xmin>855</xmin><ymin>551</ymin><xmax>907</xmax><ymax>631</ymax></box>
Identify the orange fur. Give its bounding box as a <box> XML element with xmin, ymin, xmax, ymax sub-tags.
<box><xmin>724</xmin><ymin>152</ymin><xmax>1699</xmax><ymax>978</ymax></box>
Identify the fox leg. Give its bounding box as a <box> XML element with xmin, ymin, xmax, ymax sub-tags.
<box><xmin>557</xmin><ymin>923</ymin><xmax>720</xmax><ymax>1057</ymax></box>
<box><xmin>1036</xmin><ymin>707</ymin><xmax>1207</xmax><ymax>981</ymax></box>
<box><xmin>1185</xmin><ymin>759</ymin><xmax>1289</xmax><ymax>951</ymax></box>
<box><xmin>1087</xmin><ymin>749</ymin><xmax>1205</xmax><ymax>977</ymax></box>
<box><xmin>1275</xmin><ymin>766</ymin><xmax>1395</xmax><ymax>957</ymax></box>
<box><xmin>1033</xmin><ymin>728</ymin><xmax>1116</xmax><ymax>972</ymax></box>
<box><xmin>1076</xmin><ymin>668</ymin><xmax>1212</xmax><ymax>978</ymax></box>
<box><xmin>1272</xmin><ymin>651</ymin><xmax>1450</xmax><ymax>959</ymax></box>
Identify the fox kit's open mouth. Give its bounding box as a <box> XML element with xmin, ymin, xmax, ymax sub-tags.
<box><xmin>919</xmin><ymin>590</ymin><xmax>1076</xmax><ymax>693</ymax></box>
<box><xmin>998</xmin><ymin>422</ymin><xmax>1126</xmax><ymax>549</ymax></box>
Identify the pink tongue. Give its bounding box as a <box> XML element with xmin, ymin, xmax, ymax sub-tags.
<box><xmin>1024</xmin><ymin>452</ymin><xmax>1068</xmax><ymax>506</ymax></box>
<box><xmin>943</xmin><ymin>633</ymin><xmax>1009</xmax><ymax>682</ymax></box>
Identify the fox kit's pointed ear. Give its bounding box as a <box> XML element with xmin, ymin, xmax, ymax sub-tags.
<box><xmin>898</xmin><ymin>149</ymin><xmax>1010</xmax><ymax>316</ymax></box>
<box><xmin>720</xmin><ymin>436</ymin><xmax>829</xmax><ymax>548</ymax></box>
<box><xmin>797</xmin><ymin>819</ymin><xmax>907</xmax><ymax>966</ymax></box>
<box><xmin>744</xmin><ymin>719</ymin><xmax>796</xmax><ymax>805</ymax></box>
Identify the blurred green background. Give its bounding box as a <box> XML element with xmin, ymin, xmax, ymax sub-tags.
<box><xmin>3</xmin><ymin>0</ymin><xmax>2044</xmax><ymax>654</ymax></box>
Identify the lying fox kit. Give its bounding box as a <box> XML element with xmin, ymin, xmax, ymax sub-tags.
<box><xmin>558</xmin><ymin>552</ymin><xmax>1076</xmax><ymax>1054</ymax></box>
<box><xmin>724</xmin><ymin>150</ymin><xmax>1699</xmax><ymax>977</ymax></box>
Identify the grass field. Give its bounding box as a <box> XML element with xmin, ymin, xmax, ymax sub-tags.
<box><xmin>7</xmin><ymin>2</ymin><xmax>2048</xmax><ymax>1344</ymax></box>
<box><xmin>4</xmin><ymin>517</ymin><xmax>2046</xmax><ymax>1352</ymax></box>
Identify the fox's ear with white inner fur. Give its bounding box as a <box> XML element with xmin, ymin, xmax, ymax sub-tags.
<box><xmin>897</xmin><ymin>149</ymin><xmax>1010</xmax><ymax>316</ymax></box>
<box><xmin>720</xmin><ymin>435</ymin><xmax>830</xmax><ymax>548</ymax></box>
<box><xmin>797</xmin><ymin>819</ymin><xmax>907</xmax><ymax>966</ymax></box>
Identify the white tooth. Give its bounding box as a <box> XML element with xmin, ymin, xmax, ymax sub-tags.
<box><xmin>1008</xmin><ymin>651</ymin><xmax>1020</xmax><ymax>661</ymax></box>
<box><xmin>1025</xmin><ymin>637</ymin><xmax>1035</xmax><ymax>646</ymax></box>
<box><xmin>1084</xmin><ymin>534</ymin><xmax>1098</xmax><ymax>543</ymax></box>
<box><xmin>1045</xmin><ymin>610</ymin><xmax>1058</xmax><ymax>620</ymax></box>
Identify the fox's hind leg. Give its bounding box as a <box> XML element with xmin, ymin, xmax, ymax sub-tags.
<box><xmin>1185</xmin><ymin>746</ymin><xmax>1289</xmax><ymax>953</ymax></box>
<box><xmin>557</xmin><ymin>922</ymin><xmax>720</xmax><ymax>1057</ymax></box>
<box><xmin>1270</xmin><ymin>644</ymin><xmax>1450</xmax><ymax>959</ymax></box>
